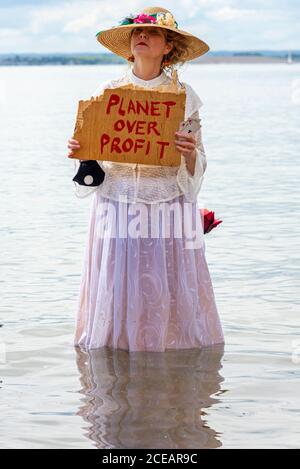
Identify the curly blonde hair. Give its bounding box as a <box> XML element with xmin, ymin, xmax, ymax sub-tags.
<box><xmin>159</xmin><ymin>28</ymin><xmax>190</xmax><ymax>73</ymax></box>
<box><xmin>128</xmin><ymin>27</ymin><xmax>190</xmax><ymax>76</ymax></box>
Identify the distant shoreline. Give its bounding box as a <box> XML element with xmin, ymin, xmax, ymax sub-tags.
<box><xmin>197</xmin><ymin>56</ymin><xmax>299</xmax><ymax>64</ymax></box>
<box><xmin>0</xmin><ymin>52</ymin><xmax>299</xmax><ymax>66</ymax></box>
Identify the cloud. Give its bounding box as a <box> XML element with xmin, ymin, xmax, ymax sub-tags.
<box><xmin>206</xmin><ymin>6</ymin><xmax>258</xmax><ymax>21</ymax></box>
<box><xmin>26</xmin><ymin>0</ymin><xmax>144</xmax><ymax>34</ymax></box>
<box><xmin>0</xmin><ymin>28</ymin><xmax>23</xmax><ymax>39</ymax></box>
<box><xmin>29</xmin><ymin>6</ymin><xmax>67</xmax><ymax>34</ymax></box>
<box><xmin>0</xmin><ymin>0</ymin><xmax>299</xmax><ymax>52</ymax></box>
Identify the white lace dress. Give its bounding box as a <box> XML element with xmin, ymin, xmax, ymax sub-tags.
<box><xmin>74</xmin><ymin>68</ymin><xmax>225</xmax><ymax>351</ymax></box>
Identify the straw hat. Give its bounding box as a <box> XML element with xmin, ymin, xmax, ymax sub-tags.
<box><xmin>95</xmin><ymin>6</ymin><xmax>209</xmax><ymax>62</ymax></box>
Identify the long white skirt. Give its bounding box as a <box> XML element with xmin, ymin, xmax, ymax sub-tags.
<box><xmin>74</xmin><ymin>190</ymin><xmax>225</xmax><ymax>352</ymax></box>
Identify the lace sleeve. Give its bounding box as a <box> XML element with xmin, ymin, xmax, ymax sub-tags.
<box><xmin>176</xmin><ymin>109</ymin><xmax>207</xmax><ymax>202</ymax></box>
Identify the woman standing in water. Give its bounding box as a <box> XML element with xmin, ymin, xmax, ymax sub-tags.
<box><xmin>67</xmin><ymin>6</ymin><xmax>224</xmax><ymax>352</ymax></box>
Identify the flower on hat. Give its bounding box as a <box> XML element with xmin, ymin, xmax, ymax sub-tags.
<box><xmin>156</xmin><ymin>12</ymin><xmax>177</xmax><ymax>28</ymax></box>
<box><xmin>133</xmin><ymin>13</ymin><xmax>156</xmax><ymax>24</ymax></box>
<box><xmin>118</xmin><ymin>13</ymin><xmax>136</xmax><ymax>25</ymax></box>
<box><xmin>118</xmin><ymin>11</ymin><xmax>178</xmax><ymax>29</ymax></box>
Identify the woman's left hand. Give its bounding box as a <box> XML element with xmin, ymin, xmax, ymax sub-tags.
<box><xmin>174</xmin><ymin>131</ymin><xmax>197</xmax><ymax>175</ymax></box>
<box><xmin>174</xmin><ymin>131</ymin><xmax>197</xmax><ymax>160</ymax></box>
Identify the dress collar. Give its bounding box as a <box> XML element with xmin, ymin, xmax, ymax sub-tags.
<box><xmin>127</xmin><ymin>67</ymin><xmax>169</xmax><ymax>87</ymax></box>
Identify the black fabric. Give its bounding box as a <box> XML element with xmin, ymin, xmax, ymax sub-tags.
<box><xmin>73</xmin><ymin>160</ymin><xmax>105</xmax><ymax>186</ymax></box>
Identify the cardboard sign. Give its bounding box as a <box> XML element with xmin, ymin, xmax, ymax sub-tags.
<box><xmin>72</xmin><ymin>83</ymin><xmax>186</xmax><ymax>167</ymax></box>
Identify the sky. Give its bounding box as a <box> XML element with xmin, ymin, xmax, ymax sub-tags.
<box><xmin>0</xmin><ymin>0</ymin><xmax>299</xmax><ymax>53</ymax></box>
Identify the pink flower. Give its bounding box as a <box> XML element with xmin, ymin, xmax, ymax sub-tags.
<box><xmin>133</xmin><ymin>14</ymin><xmax>156</xmax><ymax>24</ymax></box>
<box><xmin>200</xmin><ymin>208</ymin><xmax>223</xmax><ymax>234</ymax></box>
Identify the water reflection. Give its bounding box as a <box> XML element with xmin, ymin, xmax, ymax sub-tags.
<box><xmin>75</xmin><ymin>344</ymin><xmax>225</xmax><ymax>449</ymax></box>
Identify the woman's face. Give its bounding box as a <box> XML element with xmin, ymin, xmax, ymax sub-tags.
<box><xmin>130</xmin><ymin>26</ymin><xmax>173</xmax><ymax>61</ymax></box>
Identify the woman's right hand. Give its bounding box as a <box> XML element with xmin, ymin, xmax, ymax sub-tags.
<box><xmin>67</xmin><ymin>138</ymin><xmax>80</xmax><ymax>158</ymax></box>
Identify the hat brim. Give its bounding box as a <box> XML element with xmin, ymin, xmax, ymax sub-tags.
<box><xmin>95</xmin><ymin>24</ymin><xmax>209</xmax><ymax>62</ymax></box>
